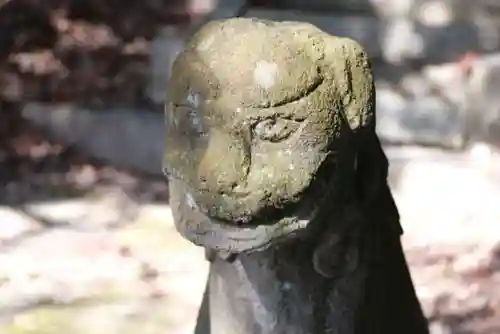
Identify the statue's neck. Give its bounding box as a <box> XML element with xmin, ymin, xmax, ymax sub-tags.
<box><xmin>207</xmin><ymin>241</ymin><xmax>367</xmax><ymax>334</ymax></box>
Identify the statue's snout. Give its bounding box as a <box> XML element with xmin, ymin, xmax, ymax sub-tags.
<box><xmin>197</xmin><ymin>129</ymin><xmax>250</xmax><ymax>195</ymax></box>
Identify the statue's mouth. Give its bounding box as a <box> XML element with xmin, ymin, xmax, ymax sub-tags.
<box><xmin>168</xmin><ymin>155</ymin><xmax>340</xmax><ymax>253</ymax></box>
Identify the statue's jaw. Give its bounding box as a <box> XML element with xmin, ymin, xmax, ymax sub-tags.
<box><xmin>168</xmin><ymin>176</ymin><xmax>323</xmax><ymax>253</ymax></box>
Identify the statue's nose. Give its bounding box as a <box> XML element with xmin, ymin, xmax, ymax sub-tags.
<box><xmin>197</xmin><ymin>129</ymin><xmax>250</xmax><ymax>194</ymax></box>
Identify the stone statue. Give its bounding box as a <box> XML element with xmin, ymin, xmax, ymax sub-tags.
<box><xmin>163</xmin><ymin>18</ymin><xmax>429</xmax><ymax>334</ymax></box>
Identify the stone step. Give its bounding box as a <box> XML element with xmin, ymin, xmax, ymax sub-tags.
<box><xmin>242</xmin><ymin>7</ymin><xmax>489</xmax><ymax>64</ymax></box>
<box><xmin>21</xmin><ymin>104</ymin><xmax>165</xmax><ymax>175</ymax></box>
<box><xmin>376</xmin><ymin>85</ymin><xmax>466</xmax><ymax>149</ymax></box>
<box><xmin>466</xmin><ymin>53</ymin><xmax>500</xmax><ymax>146</ymax></box>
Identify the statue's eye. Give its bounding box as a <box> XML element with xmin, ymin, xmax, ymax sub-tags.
<box><xmin>252</xmin><ymin>118</ymin><xmax>300</xmax><ymax>142</ymax></box>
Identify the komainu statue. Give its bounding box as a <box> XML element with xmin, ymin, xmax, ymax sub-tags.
<box><xmin>163</xmin><ymin>18</ymin><xmax>429</xmax><ymax>334</ymax></box>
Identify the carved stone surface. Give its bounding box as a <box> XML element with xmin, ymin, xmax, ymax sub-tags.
<box><xmin>164</xmin><ymin>17</ymin><xmax>374</xmax><ymax>250</ymax></box>
<box><xmin>163</xmin><ymin>18</ymin><xmax>428</xmax><ymax>333</ymax></box>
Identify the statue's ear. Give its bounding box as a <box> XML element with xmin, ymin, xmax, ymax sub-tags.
<box><xmin>329</xmin><ymin>37</ymin><xmax>376</xmax><ymax>135</ymax></box>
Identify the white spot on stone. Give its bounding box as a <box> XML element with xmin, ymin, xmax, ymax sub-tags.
<box><xmin>197</xmin><ymin>35</ymin><xmax>215</xmax><ymax>51</ymax></box>
<box><xmin>187</xmin><ymin>92</ymin><xmax>201</xmax><ymax>107</ymax></box>
<box><xmin>254</xmin><ymin>120</ymin><xmax>271</xmax><ymax>137</ymax></box>
<box><xmin>187</xmin><ymin>109</ymin><xmax>204</xmax><ymax>134</ymax></box>
<box><xmin>236</xmin><ymin>107</ymin><xmax>242</xmax><ymax>113</ymax></box>
<box><xmin>253</xmin><ymin>60</ymin><xmax>279</xmax><ymax>89</ymax></box>
<box><xmin>185</xmin><ymin>193</ymin><xmax>197</xmax><ymax>210</ymax></box>
<box><xmin>288</xmin><ymin>164</ymin><xmax>295</xmax><ymax>171</ymax></box>
<box><xmin>282</xmin><ymin>282</ymin><xmax>292</xmax><ymax>291</ymax></box>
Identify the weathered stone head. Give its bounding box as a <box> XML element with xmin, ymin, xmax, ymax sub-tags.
<box><xmin>163</xmin><ymin>18</ymin><xmax>376</xmax><ymax>253</ymax></box>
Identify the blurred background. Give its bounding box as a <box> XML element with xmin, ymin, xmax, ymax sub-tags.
<box><xmin>0</xmin><ymin>0</ymin><xmax>500</xmax><ymax>333</ymax></box>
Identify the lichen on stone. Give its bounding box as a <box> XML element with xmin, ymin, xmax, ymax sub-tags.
<box><xmin>163</xmin><ymin>17</ymin><xmax>376</xmax><ymax>252</ymax></box>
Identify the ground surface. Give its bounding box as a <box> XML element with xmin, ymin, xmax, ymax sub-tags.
<box><xmin>0</xmin><ymin>142</ymin><xmax>500</xmax><ymax>334</ymax></box>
